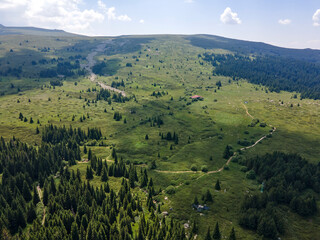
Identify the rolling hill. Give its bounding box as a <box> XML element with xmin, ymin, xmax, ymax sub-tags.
<box><xmin>0</xmin><ymin>26</ymin><xmax>319</xmax><ymax>240</ymax></box>
<box><xmin>0</xmin><ymin>24</ymin><xmax>79</xmax><ymax>37</ymax></box>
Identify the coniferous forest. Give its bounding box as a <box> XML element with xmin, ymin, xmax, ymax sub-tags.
<box><xmin>0</xmin><ymin>126</ymin><xmax>187</xmax><ymax>239</ymax></box>
<box><xmin>201</xmin><ymin>53</ymin><xmax>320</xmax><ymax>99</ymax></box>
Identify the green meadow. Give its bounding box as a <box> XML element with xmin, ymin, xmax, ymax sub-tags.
<box><xmin>0</xmin><ymin>34</ymin><xmax>319</xmax><ymax>239</ymax></box>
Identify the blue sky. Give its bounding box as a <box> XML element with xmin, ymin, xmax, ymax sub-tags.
<box><xmin>0</xmin><ymin>0</ymin><xmax>320</xmax><ymax>49</ymax></box>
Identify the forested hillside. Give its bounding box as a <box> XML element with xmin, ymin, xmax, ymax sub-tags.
<box><xmin>201</xmin><ymin>53</ymin><xmax>320</xmax><ymax>99</ymax></box>
<box><xmin>0</xmin><ymin>32</ymin><xmax>319</xmax><ymax>239</ymax></box>
<box><xmin>0</xmin><ymin>126</ymin><xmax>187</xmax><ymax>239</ymax></box>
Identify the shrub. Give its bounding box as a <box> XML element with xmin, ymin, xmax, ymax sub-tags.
<box><xmin>260</xmin><ymin>122</ymin><xmax>267</xmax><ymax>127</ymax></box>
<box><xmin>201</xmin><ymin>165</ymin><xmax>208</xmax><ymax>172</ymax></box>
<box><xmin>166</xmin><ymin>186</ymin><xmax>176</xmax><ymax>195</ymax></box>
<box><xmin>224</xmin><ymin>165</ymin><xmax>229</xmax><ymax>170</ymax></box>
<box><xmin>231</xmin><ymin>155</ymin><xmax>239</xmax><ymax>163</ymax></box>
<box><xmin>240</xmin><ymin>166</ymin><xmax>248</xmax><ymax>172</ymax></box>
<box><xmin>191</xmin><ymin>164</ymin><xmax>198</xmax><ymax>171</ymax></box>
<box><xmin>246</xmin><ymin>170</ymin><xmax>256</xmax><ymax>179</ymax></box>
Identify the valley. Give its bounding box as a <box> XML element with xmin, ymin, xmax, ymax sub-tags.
<box><xmin>0</xmin><ymin>31</ymin><xmax>319</xmax><ymax>240</ymax></box>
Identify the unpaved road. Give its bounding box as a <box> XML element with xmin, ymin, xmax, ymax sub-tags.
<box><xmin>81</xmin><ymin>40</ymin><xmax>126</xmax><ymax>96</ymax></box>
<box><xmin>155</xmin><ymin>104</ymin><xmax>277</xmax><ymax>179</ymax></box>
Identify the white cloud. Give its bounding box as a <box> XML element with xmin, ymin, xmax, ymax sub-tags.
<box><xmin>97</xmin><ymin>0</ymin><xmax>107</xmax><ymax>12</ymax></box>
<box><xmin>117</xmin><ymin>14</ymin><xmax>131</xmax><ymax>22</ymax></box>
<box><xmin>313</xmin><ymin>9</ymin><xmax>320</xmax><ymax>26</ymax></box>
<box><xmin>0</xmin><ymin>0</ymin><xmax>28</xmax><ymax>9</ymax></box>
<box><xmin>98</xmin><ymin>1</ymin><xmax>132</xmax><ymax>22</ymax></box>
<box><xmin>0</xmin><ymin>0</ymin><xmax>104</xmax><ymax>32</ymax></box>
<box><xmin>220</xmin><ymin>7</ymin><xmax>241</xmax><ymax>25</ymax></box>
<box><xmin>139</xmin><ymin>19</ymin><xmax>145</xmax><ymax>24</ymax></box>
<box><xmin>0</xmin><ymin>0</ymin><xmax>132</xmax><ymax>34</ymax></box>
<box><xmin>278</xmin><ymin>19</ymin><xmax>291</xmax><ymax>25</ymax></box>
<box><xmin>21</xmin><ymin>0</ymin><xmax>104</xmax><ymax>32</ymax></box>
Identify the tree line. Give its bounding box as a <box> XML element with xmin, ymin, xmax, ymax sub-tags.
<box><xmin>42</xmin><ymin>125</ymin><xmax>102</xmax><ymax>145</ymax></box>
<box><xmin>238</xmin><ymin>152</ymin><xmax>319</xmax><ymax>239</ymax></box>
<box><xmin>201</xmin><ymin>53</ymin><xmax>320</xmax><ymax>100</ymax></box>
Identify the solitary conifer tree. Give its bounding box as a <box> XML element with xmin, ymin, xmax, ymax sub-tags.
<box><xmin>84</xmin><ymin>145</ymin><xmax>87</xmax><ymax>154</ymax></box>
<box><xmin>228</xmin><ymin>227</ymin><xmax>236</xmax><ymax>240</ymax></box>
<box><xmin>213</xmin><ymin>222</ymin><xmax>221</xmax><ymax>240</ymax></box>
<box><xmin>215</xmin><ymin>179</ymin><xmax>221</xmax><ymax>190</ymax></box>
<box><xmin>205</xmin><ymin>227</ymin><xmax>212</xmax><ymax>240</ymax></box>
<box><xmin>193</xmin><ymin>196</ymin><xmax>199</xmax><ymax>205</ymax></box>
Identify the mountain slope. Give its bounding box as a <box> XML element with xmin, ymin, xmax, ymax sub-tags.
<box><xmin>0</xmin><ymin>24</ymin><xmax>79</xmax><ymax>37</ymax></box>
<box><xmin>187</xmin><ymin>34</ymin><xmax>320</xmax><ymax>64</ymax></box>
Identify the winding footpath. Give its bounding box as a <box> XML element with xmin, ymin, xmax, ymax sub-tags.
<box><xmin>81</xmin><ymin>39</ymin><xmax>126</xmax><ymax>96</ymax></box>
<box><xmin>241</xmin><ymin>102</ymin><xmax>254</xmax><ymax>119</ymax></box>
<box><xmin>155</xmin><ymin>103</ymin><xmax>277</xmax><ymax>179</ymax></box>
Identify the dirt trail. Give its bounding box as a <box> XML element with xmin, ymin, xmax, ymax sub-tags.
<box><xmin>155</xmin><ymin>104</ymin><xmax>277</xmax><ymax>179</ymax></box>
<box><xmin>37</xmin><ymin>186</ymin><xmax>46</xmax><ymax>225</ymax></box>
<box><xmin>81</xmin><ymin>40</ymin><xmax>126</xmax><ymax>96</ymax></box>
<box><xmin>155</xmin><ymin>170</ymin><xmax>195</xmax><ymax>174</ymax></box>
<box><xmin>241</xmin><ymin>102</ymin><xmax>254</xmax><ymax>119</ymax></box>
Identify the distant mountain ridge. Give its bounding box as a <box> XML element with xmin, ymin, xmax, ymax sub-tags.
<box><xmin>0</xmin><ymin>24</ymin><xmax>79</xmax><ymax>37</ymax></box>
<box><xmin>186</xmin><ymin>34</ymin><xmax>320</xmax><ymax>64</ymax></box>
<box><xmin>1</xmin><ymin>24</ymin><xmax>319</xmax><ymax>63</ymax></box>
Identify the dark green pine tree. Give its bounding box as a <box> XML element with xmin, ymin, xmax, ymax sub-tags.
<box><xmin>104</xmin><ymin>182</ymin><xmax>110</xmax><ymax>193</ymax></box>
<box><xmin>33</xmin><ymin>185</ymin><xmax>40</xmax><ymax>205</ymax></box>
<box><xmin>150</xmin><ymin>160</ymin><xmax>157</xmax><ymax>169</ymax></box>
<box><xmin>43</xmin><ymin>186</ymin><xmax>48</xmax><ymax>206</ymax></box>
<box><xmin>191</xmin><ymin>219</ymin><xmax>198</xmax><ymax>234</ymax></box>
<box><xmin>213</xmin><ymin>222</ymin><xmax>221</xmax><ymax>240</ymax></box>
<box><xmin>22</xmin><ymin>180</ymin><xmax>32</xmax><ymax>202</ymax></box>
<box><xmin>16</xmin><ymin>207</ymin><xmax>26</xmax><ymax>228</ymax></box>
<box><xmin>193</xmin><ymin>196</ymin><xmax>199</xmax><ymax>205</ymax></box>
<box><xmin>88</xmin><ymin>148</ymin><xmax>92</xmax><ymax>160</ymax></box>
<box><xmin>215</xmin><ymin>179</ymin><xmax>221</xmax><ymax>190</ymax></box>
<box><xmin>228</xmin><ymin>227</ymin><xmax>236</xmax><ymax>240</ymax></box>
<box><xmin>148</xmin><ymin>177</ymin><xmax>153</xmax><ymax>187</ymax></box>
<box><xmin>86</xmin><ymin>166</ymin><xmax>93</xmax><ymax>180</ymax></box>
<box><xmin>101</xmin><ymin>166</ymin><xmax>108</xmax><ymax>182</ymax></box>
<box><xmin>26</xmin><ymin>204</ymin><xmax>37</xmax><ymax>223</ymax></box>
<box><xmin>129</xmin><ymin>167</ymin><xmax>136</xmax><ymax>188</ymax></box>
<box><xmin>205</xmin><ymin>227</ymin><xmax>212</xmax><ymax>240</ymax></box>
<box><xmin>84</xmin><ymin>145</ymin><xmax>87</xmax><ymax>154</ymax></box>
<box><xmin>111</xmin><ymin>148</ymin><xmax>118</xmax><ymax>164</ymax></box>
<box><xmin>140</xmin><ymin>169</ymin><xmax>148</xmax><ymax>188</ymax></box>
<box><xmin>157</xmin><ymin>203</ymin><xmax>161</xmax><ymax>213</ymax></box>
<box><xmin>50</xmin><ymin>176</ymin><xmax>56</xmax><ymax>195</ymax></box>
<box><xmin>223</xmin><ymin>145</ymin><xmax>233</xmax><ymax>159</ymax></box>
<box><xmin>205</xmin><ymin>189</ymin><xmax>213</xmax><ymax>203</ymax></box>
<box><xmin>71</xmin><ymin>222</ymin><xmax>79</xmax><ymax>240</ymax></box>
<box><xmin>36</xmin><ymin>126</ymin><xmax>40</xmax><ymax>134</ymax></box>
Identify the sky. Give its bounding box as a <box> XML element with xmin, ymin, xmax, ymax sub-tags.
<box><xmin>0</xmin><ymin>0</ymin><xmax>320</xmax><ymax>49</ymax></box>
